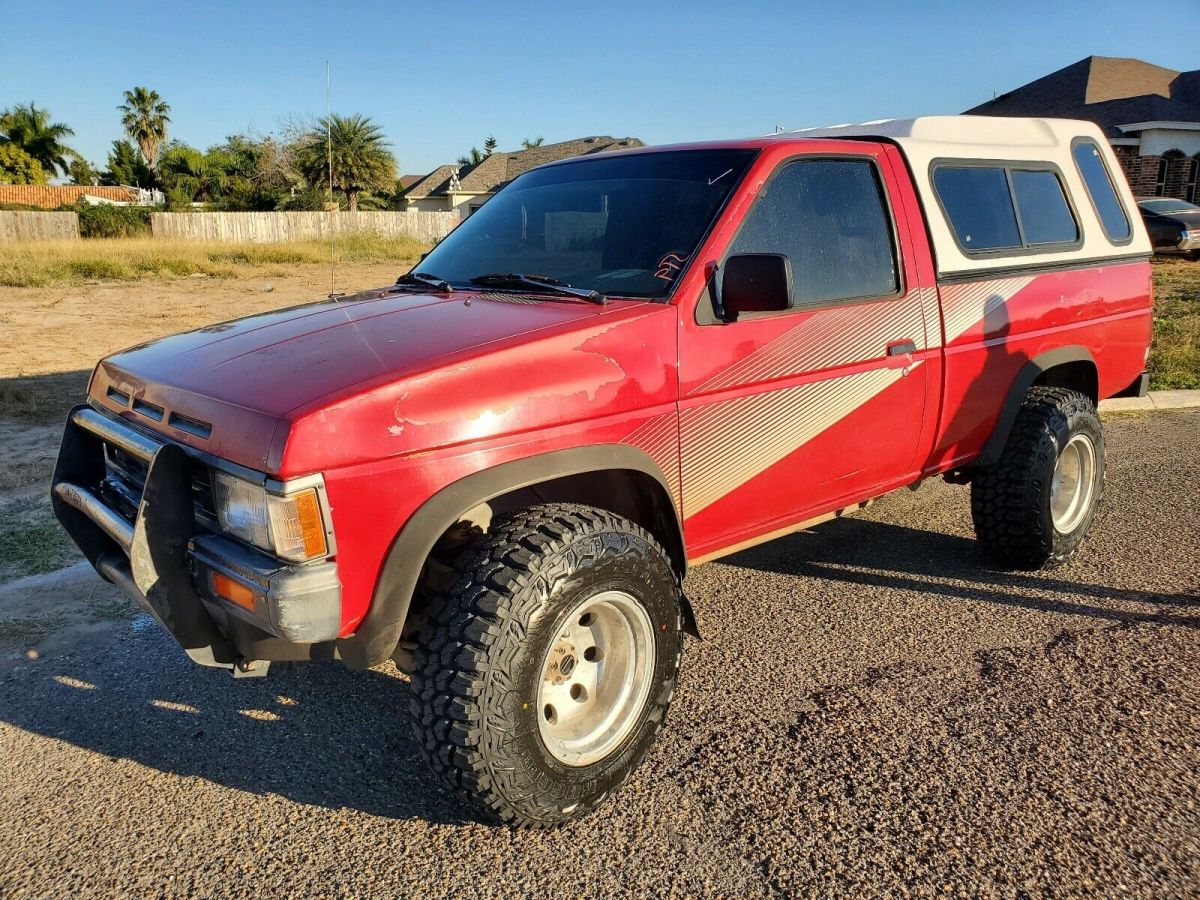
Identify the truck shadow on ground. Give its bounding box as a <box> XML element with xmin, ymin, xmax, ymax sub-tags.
<box><xmin>0</xmin><ymin>370</ymin><xmax>91</xmax><ymax>425</ymax></box>
<box><xmin>0</xmin><ymin>629</ymin><xmax>475</xmax><ymax>825</ymax></box>
<box><xmin>724</xmin><ymin>516</ymin><xmax>1199</xmax><ymax>628</ymax></box>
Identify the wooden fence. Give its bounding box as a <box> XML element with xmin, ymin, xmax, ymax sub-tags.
<box><xmin>150</xmin><ymin>211</ymin><xmax>458</xmax><ymax>243</ymax></box>
<box><xmin>0</xmin><ymin>211</ymin><xmax>80</xmax><ymax>241</ymax></box>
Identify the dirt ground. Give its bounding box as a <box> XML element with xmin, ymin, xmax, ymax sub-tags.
<box><xmin>0</xmin><ymin>262</ymin><xmax>405</xmax><ymax>655</ymax></box>
<box><xmin>0</xmin><ymin>261</ymin><xmax>403</xmax><ymax>423</ymax></box>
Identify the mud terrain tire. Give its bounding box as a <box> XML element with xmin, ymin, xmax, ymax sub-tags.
<box><xmin>971</xmin><ymin>387</ymin><xmax>1105</xmax><ymax>570</ymax></box>
<box><xmin>407</xmin><ymin>503</ymin><xmax>683</xmax><ymax>826</ymax></box>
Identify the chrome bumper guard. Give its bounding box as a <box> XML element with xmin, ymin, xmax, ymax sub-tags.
<box><xmin>51</xmin><ymin>405</ymin><xmax>341</xmax><ymax>671</ymax></box>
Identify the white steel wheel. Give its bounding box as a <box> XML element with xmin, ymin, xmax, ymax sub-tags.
<box><xmin>1050</xmin><ymin>432</ymin><xmax>1098</xmax><ymax>534</ymax></box>
<box><xmin>536</xmin><ymin>589</ymin><xmax>656</xmax><ymax>767</ymax></box>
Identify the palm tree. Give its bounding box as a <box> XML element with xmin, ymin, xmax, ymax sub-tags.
<box><xmin>157</xmin><ymin>144</ymin><xmax>228</xmax><ymax>203</ymax></box>
<box><xmin>119</xmin><ymin>87</ymin><xmax>171</xmax><ymax>169</ymax></box>
<box><xmin>458</xmin><ymin>135</ymin><xmax>501</xmax><ymax>167</ymax></box>
<box><xmin>521</xmin><ymin>136</ymin><xmax>544</xmax><ymax>149</ymax></box>
<box><xmin>0</xmin><ymin>102</ymin><xmax>79</xmax><ymax>177</ymax></box>
<box><xmin>457</xmin><ymin>147</ymin><xmax>485</xmax><ymax>167</ymax></box>
<box><xmin>296</xmin><ymin>114</ymin><xmax>396</xmax><ymax>212</ymax></box>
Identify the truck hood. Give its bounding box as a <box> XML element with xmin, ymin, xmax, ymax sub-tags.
<box><xmin>90</xmin><ymin>286</ymin><xmax>673</xmax><ymax>474</ymax></box>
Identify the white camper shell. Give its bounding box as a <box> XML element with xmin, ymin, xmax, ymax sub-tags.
<box><xmin>786</xmin><ymin>116</ymin><xmax>1152</xmax><ymax>278</ymax></box>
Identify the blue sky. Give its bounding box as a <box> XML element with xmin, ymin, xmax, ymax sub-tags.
<box><xmin>2</xmin><ymin>0</ymin><xmax>1195</xmax><ymax>176</ymax></box>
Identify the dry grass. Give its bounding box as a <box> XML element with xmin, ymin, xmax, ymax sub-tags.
<box><xmin>1150</xmin><ymin>258</ymin><xmax>1200</xmax><ymax>390</ymax></box>
<box><xmin>0</xmin><ymin>234</ymin><xmax>429</xmax><ymax>288</ymax></box>
<box><xmin>1</xmin><ymin>238</ymin><xmax>1194</xmax><ymax>388</ymax></box>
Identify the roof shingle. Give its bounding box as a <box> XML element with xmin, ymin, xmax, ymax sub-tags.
<box><xmin>966</xmin><ymin>56</ymin><xmax>1200</xmax><ymax>137</ymax></box>
<box><xmin>405</xmin><ymin>136</ymin><xmax>645</xmax><ymax>200</ymax></box>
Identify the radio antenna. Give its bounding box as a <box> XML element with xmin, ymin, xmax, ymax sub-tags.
<box><xmin>326</xmin><ymin>61</ymin><xmax>339</xmax><ymax>298</ymax></box>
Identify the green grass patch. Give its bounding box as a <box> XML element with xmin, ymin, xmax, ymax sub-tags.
<box><xmin>0</xmin><ymin>519</ymin><xmax>77</xmax><ymax>579</ymax></box>
<box><xmin>1149</xmin><ymin>259</ymin><xmax>1200</xmax><ymax>390</ymax></box>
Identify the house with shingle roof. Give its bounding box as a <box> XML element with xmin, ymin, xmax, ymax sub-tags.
<box><xmin>404</xmin><ymin>135</ymin><xmax>644</xmax><ymax>217</ymax></box>
<box><xmin>967</xmin><ymin>56</ymin><xmax>1200</xmax><ymax>202</ymax></box>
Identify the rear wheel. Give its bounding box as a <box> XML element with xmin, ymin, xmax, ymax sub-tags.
<box><xmin>971</xmin><ymin>387</ymin><xmax>1105</xmax><ymax>570</ymax></box>
<box><xmin>407</xmin><ymin>503</ymin><xmax>683</xmax><ymax>826</ymax></box>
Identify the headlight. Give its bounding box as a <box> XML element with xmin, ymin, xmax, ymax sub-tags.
<box><xmin>211</xmin><ymin>471</ymin><xmax>329</xmax><ymax>562</ymax></box>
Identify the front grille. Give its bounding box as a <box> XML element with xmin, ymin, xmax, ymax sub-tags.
<box><xmin>101</xmin><ymin>444</ymin><xmax>147</xmax><ymax>524</ymax></box>
<box><xmin>100</xmin><ymin>440</ymin><xmax>218</xmax><ymax>530</ymax></box>
<box><xmin>190</xmin><ymin>465</ymin><xmax>219</xmax><ymax>529</ymax></box>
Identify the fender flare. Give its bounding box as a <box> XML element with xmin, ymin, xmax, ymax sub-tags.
<box><xmin>975</xmin><ymin>345</ymin><xmax>1097</xmax><ymax>467</ymax></box>
<box><xmin>337</xmin><ymin>444</ymin><xmax>686</xmax><ymax>669</ymax></box>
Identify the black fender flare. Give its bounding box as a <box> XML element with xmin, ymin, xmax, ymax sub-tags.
<box><xmin>337</xmin><ymin>444</ymin><xmax>687</xmax><ymax>669</ymax></box>
<box><xmin>975</xmin><ymin>345</ymin><xmax>1097</xmax><ymax>467</ymax></box>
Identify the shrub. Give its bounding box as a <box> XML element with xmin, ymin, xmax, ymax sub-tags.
<box><xmin>0</xmin><ymin>143</ymin><xmax>48</xmax><ymax>184</ymax></box>
<box><xmin>75</xmin><ymin>203</ymin><xmax>153</xmax><ymax>238</ymax></box>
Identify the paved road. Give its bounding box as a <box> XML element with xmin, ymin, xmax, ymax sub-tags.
<box><xmin>2</xmin><ymin>410</ymin><xmax>1198</xmax><ymax>898</ymax></box>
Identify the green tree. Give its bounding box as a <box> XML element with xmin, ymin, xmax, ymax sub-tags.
<box><xmin>68</xmin><ymin>157</ymin><xmax>99</xmax><ymax>185</ymax></box>
<box><xmin>521</xmin><ymin>136</ymin><xmax>544</xmax><ymax>149</ymax></box>
<box><xmin>275</xmin><ymin>184</ymin><xmax>327</xmax><ymax>211</ymax></box>
<box><xmin>0</xmin><ymin>143</ymin><xmax>48</xmax><ymax>184</ymax></box>
<box><xmin>0</xmin><ymin>102</ymin><xmax>79</xmax><ymax>177</ymax></box>
<box><xmin>101</xmin><ymin>139</ymin><xmax>151</xmax><ymax>187</ymax></box>
<box><xmin>459</xmin><ymin>134</ymin><xmax>502</xmax><ymax>167</ymax></box>
<box><xmin>206</xmin><ymin>134</ymin><xmax>295</xmax><ymax>210</ymax></box>
<box><xmin>295</xmin><ymin>114</ymin><xmax>396</xmax><ymax>212</ymax></box>
<box><xmin>157</xmin><ymin>142</ymin><xmax>228</xmax><ymax>203</ymax></box>
<box><xmin>457</xmin><ymin>147</ymin><xmax>485</xmax><ymax>167</ymax></box>
<box><xmin>119</xmin><ymin>87</ymin><xmax>171</xmax><ymax>169</ymax></box>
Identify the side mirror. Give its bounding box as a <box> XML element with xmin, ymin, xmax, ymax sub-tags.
<box><xmin>715</xmin><ymin>253</ymin><xmax>792</xmax><ymax>322</ymax></box>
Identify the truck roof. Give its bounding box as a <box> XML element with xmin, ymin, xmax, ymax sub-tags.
<box><xmin>777</xmin><ymin>116</ymin><xmax>1152</xmax><ymax>277</ymax></box>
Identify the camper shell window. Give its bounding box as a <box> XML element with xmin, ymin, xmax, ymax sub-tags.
<box><xmin>931</xmin><ymin>159</ymin><xmax>1083</xmax><ymax>258</ymax></box>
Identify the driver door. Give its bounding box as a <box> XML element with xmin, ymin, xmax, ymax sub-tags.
<box><xmin>677</xmin><ymin>150</ymin><xmax>936</xmax><ymax>557</ymax></box>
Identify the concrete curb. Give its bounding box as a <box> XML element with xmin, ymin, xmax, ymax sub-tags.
<box><xmin>1098</xmin><ymin>389</ymin><xmax>1200</xmax><ymax>413</ymax></box>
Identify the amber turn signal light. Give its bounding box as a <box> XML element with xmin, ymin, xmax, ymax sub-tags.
<box><xmin>291</xmin><ymin>489</ymin><xmax>328</xmax><ymax>559</ymax></box>
<box><xmin>212</xmin><ymin>572</ymin><xmax>256</xmax><ymax>610</ymax></box>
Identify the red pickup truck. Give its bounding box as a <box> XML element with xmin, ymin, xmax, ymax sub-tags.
<box><xmin>53</xmin><ymin>116</ymin><xmax>1153</xmax><ymax>826</ymax></box>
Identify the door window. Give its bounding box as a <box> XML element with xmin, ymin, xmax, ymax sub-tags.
<box><xmin>728</xmin><ymin>158</ymin><xmax>899</xmax><ymax>306</ymax></box>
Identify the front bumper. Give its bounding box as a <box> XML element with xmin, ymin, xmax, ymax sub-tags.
<box><xmin>1179</xmin><ymin>230</ymin><xmax>1200</xmax><ymax>251</ymax></box>
<box><xmin>51</xmin><ymin>405</ymin><xmax>341</xmax><ymax>671</ymax></box>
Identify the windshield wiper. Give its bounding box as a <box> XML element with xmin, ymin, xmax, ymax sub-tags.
<box><xmin>394</xmin><ymin>271</ymin><xmax>454</xmax><ymax>293</ymax></box>
<box><xmin>469</xmin><ymin>273</ymin><xmax>607</xmax><ymax>305</ymax></box>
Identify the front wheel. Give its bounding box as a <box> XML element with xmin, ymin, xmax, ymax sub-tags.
<box><xmin>407</xmin><ymin>503</ymin><xmax>683</xmax><ymax>826</ymax></box>
<box><xmin>971</xmin><ymin>387</ymin><xmax>1105</xmax><ymax>570</ymax></box>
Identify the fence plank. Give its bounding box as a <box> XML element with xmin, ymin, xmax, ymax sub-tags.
<box><xmin>0</xmin><ymin>211</ymin><xmax>81</xmax><ymax>241</ymax></box>
<box><xmin>149</xmin><ymin>211</ymin><xmax>458</xmax><ymax>243</ymax></box>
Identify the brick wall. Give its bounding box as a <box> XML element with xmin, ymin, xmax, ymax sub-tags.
<box><xmin>1113</xmin><ymin>146</ymin><xmax>1159</xmax><ymax>196</ymax></box>
<box><xmin>1113</xmin><ymin>145</ymin><xmax>1200</xmax><ymax>200</ymax></box>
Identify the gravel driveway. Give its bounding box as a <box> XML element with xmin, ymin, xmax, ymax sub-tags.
<box><xmin>2</xmin><ymin>410</ymin><xmax>1197</xmax><ymax>898</ymax></box>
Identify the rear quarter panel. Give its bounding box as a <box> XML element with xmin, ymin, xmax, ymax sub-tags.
<box><xmin>926</xmin><ymin>260</ymin><xmax>1152</xmax><ymax>470</ymax></box>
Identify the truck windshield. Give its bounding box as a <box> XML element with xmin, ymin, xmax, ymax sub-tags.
<box><xmin>418</xmin><ymin>149</ymin><xmax>757</xmax><ymax>300</ymax></box>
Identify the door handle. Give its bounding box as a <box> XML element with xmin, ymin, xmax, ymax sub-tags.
<box><xmin>886</xmin><ymin>340</ymin><xmax>917</xmax><ymax>356</ymax></box>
